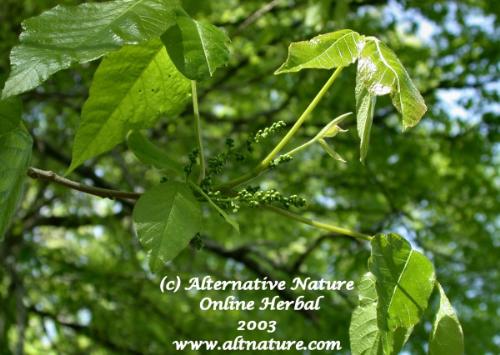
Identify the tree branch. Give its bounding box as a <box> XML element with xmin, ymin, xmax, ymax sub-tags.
<box><xmin>27</xmin><ymin>167</ymin><xmax>141</xmax><ymax>202</ymax></box>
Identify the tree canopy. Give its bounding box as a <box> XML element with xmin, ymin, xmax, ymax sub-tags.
<box><xmin>0</xmin><ymin>0</ymin><xmax>498</xmax><ymax>354</ymax></box>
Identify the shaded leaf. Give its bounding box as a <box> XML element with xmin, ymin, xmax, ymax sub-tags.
<box><xmin>369</xmin><ymin>233</ymin><xmax>435</xmax><ymax>331</ymax></box>
<box><xmin>429</xmin><ymin>283</ymin><xmax>464</xmax><ymax>355</ymax></box>
<box><xmin>350</xmin><ymin>272</ymin><xmax>412</xmax><ymax>355</ymax></box>
<box><xmin>69</xmin><ymin>39</ymin><xmax>190</xmax><ymax>173</ymax></box>
<box><xmin>356</xmin><ymin>38</ymin><xmax>427</xmax><ymax>129</ymax></box>
<box><xmin>275</xmin><ymin>29</ymin><xmax>364</xmax><ymax>74</ymax></box>
<box><xmin>133</xmin><ymin>181</ymin><xmax>201</xmax><ymax>270</ymax></box>
<box><xmin>355</xmin><ymin>77</ymin><xmax>376</xmax><ymax>162</ymax></box>
<box><xmin>127</xmin><ymin>130</ymin><xmax>183</xmax><ymax>174</ymax></box>
<box><xmin>0</xmin><ymin>97</ymin><xmax>22</xmax><ymax>135</ymax></box>
<box><xmin>162</xmin><ymin>9</ymin><xmax>230</xmax><ymax>80</ymax></box>
<box><xmin>0</xmin><ymin>126</ymin><xmax>32</xmax><ymax>240</ymax></box>
<box><xmin>2</xmin><ymin>0</ymin><xmax>180</xmax><ymax>98</ymax></box>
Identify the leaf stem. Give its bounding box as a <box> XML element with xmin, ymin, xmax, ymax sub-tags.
<box><xmin>192</xmin><ymin>80</ymin><xmax>206</xmax><ymax>183</ymax></box>
<box><xmin>219</xmin><ymin>67</ymin><xmax>344</xmax><ymax>189</ymax></box>
<box><xmin>264</xmin><ymin>205</ymin><xmax>372</xmax><ymax>241</ymax></box>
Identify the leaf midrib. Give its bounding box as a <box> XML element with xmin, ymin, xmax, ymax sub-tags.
<box><xmin>153</xmin><ymin>192</ymin><xmax>182</xmax><ymax>268</ymax></box>
<box><xmin>372</xmin><ymin>39</ymin><xmax>404</xmax><ymax>115</ymax></box>
<box><xmin>299</xmin><ymin>31</ymin><xmax>358</xmax><ymax>69</ymax></box>
<box><xmin>385</xmin><ymin>246</ymin><xmax>414</xmax><ymax>323</ymax></box>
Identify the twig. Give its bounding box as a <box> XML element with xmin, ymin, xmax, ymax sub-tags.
<box><xmin>237</xmin><ymin>0</ymin><xmax>282</xmax><ymax>32</ymax></box>
<box><xmin>264</xmin><ymin>205</ymin><xmax>372</xmax><ymax>241</ymax></box>
<box><xmin>27</xmin><ymin>167</ymin><xmax>141</xmax><ymax>201</ymax></box>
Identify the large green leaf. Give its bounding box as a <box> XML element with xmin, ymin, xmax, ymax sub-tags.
<box><xmin>68</xmin><ymin>39</ymin><xmax>190</xmax><ymax>173</ymax></box>
<box><xmin>429</xmin><ymin>283</ymin><xmax>464</xmax><ymax>355</ymax></box>
<box><xmin>369</xmin><ymin>233</ymin><xmax>435</xmax><ymax>331</ymax></box>
<box><xmin>2</xmin><ymin>0</ymin><xmax>180</xmax><ymax>98</ymax></box>
<box><xmin>161</xmin><ymin>9</ymin><xmax>230</xmax><ymax>80</ymax></box>
<box><xmin>0</xmin><ymin>98</ymin><xmax>22</xmax><ymax>135</ymax></box>
<box><xmin>355</xmin><ymin>78</ymin><xmax>376</xmax><ymax>162</ymax></box>
<box><xmin>350</xmin><ymin>273</ymin><xmax>412</xmax><ymax>355</ymax></box>
<box><xmin>0</xmin><ymin>126</ymin><xmax>32</xmax><ymax>240</ymax></box>
<box><xmin>356</xmin><ymin>38</ymin><xmax>427</xmax><ymax>129</ymax></box>
<box><xmin>127</xmin><ymin>130</ymin><xmax>183</xmax><ymax>174</ymax></box>
<box><xmin>133</xmin><ymin>181</ymin><xmax>201</xmax><ymax>270</ymax></box>
<box><xmin>275</xmin><ymin>29</ymin><xmax>364</xmax><ymax>74</ymax></box>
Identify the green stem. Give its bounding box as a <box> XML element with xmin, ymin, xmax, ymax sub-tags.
<box><xmin>285</xmin><ymin>138</ymin><xmax>317</xmax><ymax>157</ymax></box>
<box><xmin>265</xmin><ymin>205</ymin><xmax>372</xmax><ymax>241</ymax></box>
<box><xmin>219</xmin><ymin>67</ymin><xmax>344</xmax><ymax>190</ymax></box>
<box><xmin>192</xmin><ymin>80</ymin><xmax>206</xmax><ymax>183</ymax></box>
<box><xmin>285</xmin><ymin>111</ymin><xmax>352</xmax><ymax>157</ymax></box>
<box><xmin>260</xmin><ymin>67</ymin><xmax>344</xmax><ymax>167</ymax></box>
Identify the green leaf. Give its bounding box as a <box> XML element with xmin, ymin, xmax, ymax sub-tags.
<box><xmin>127</xmin><ymin>130</ymin><xmax>183</xmax><ymax>174</ymax></box>
<box><xmin>275</xmin><ymin>29</ymin><xmax>364</xmax><ymax>74</ymax></box>
<box><xmin>0</xmin><ymin>97</ymin><xmax>22</xmax><ymax>135</ymax></box>
<box><xmin>356</xmin><ymin>38</ymin><xmax>427</xmax><ymax>129</ymax></box>
<box><xmin>318</xmin><ymin>138</ymin><xmax>346</xmax><ymax>163</ymax></box>
<box><xmin>188</xmin><ymin>182</ymin><xmax>239</xmax><ymax>233</ymax></box>
<box><xmin>429</xmin><ymin>283</ymin><xmax>464</xmax><ymax>355</ymax></box>
<box><xmin>2</xmin><ymin>0</ymin><xmax>180</xmax><ymax>98</ymax></box>
<box><xmin>315</xmin><ymin>112</ymin><xmax>351</xmax><ymax>139</ymax></box>
<box><xmin>369</xmin><ymin>233</ymin><xmax>435</xmax><ymax>331</ymax></box>
<box><xmin>68</xmin><ymin>39</ymin><xmax>190</xmax><ymax>173</ymax></box>
<box><xmin>350</xmin><ymin>272</ymin><xmax>412</xmax><ymax>355</ymax></box>
<box><xmin>355</xmin><ymin>78</ymin><xmax>376</xmax><ymax>162</ymax></box>
<box><xmin>161</xmin><ymin>9</ymin><xmax>230</xmax><ymax>80</ymax></box>
<box><xmin>133</xmin><ymin>181</ymin><xmax>201</xmax><ymax>270</ymax></box>
<box><xmin>0</xmin><ymin>126</ymin><xmax>32</xmax><ymax>240</ymax></box>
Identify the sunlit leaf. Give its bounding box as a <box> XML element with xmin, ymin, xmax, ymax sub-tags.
<box><xmin>350</xmin><ymin>273</ymin><xmax>413</xmax><ymax>355</ymax></box>
<box><xmin>429</xmin><ymin>283</ymin><xmax>464</xmax><ymax>355</ymax></box>
<box><xmin>0</xmin><ymin>126</ymin><xmax>32</xmax><ymax>240</ymax></box>
<box><xmin>355</xmin><ymin>77</ymin><xmax>376</xmax><ymax>162</ymax></box>
<box><xmin>133</xmin><ymin>181</ymin><xmax>201</xmax><ymax>270</ymax></box>
<box><xmin>275</xmin><ymin>29</ymin><xmax>364</xmax><ymax>74</ymax></box>
<box><xmin>369</xmin><ymin>233</ymin><xmax>435</xmax><ymax>331</ymax></box>
<box><xmin>356</xmin><ymin>38</ymin><xmax>427</xmax><ymax>129</ymax></box>
<box><xmin>2</xmin><ymin>0</ymin><xmax>180</xmax><ymax>98</ymax></box>
<box><xmin>68</xmin><ymin>39</ymin><xmax>190</xmax><ymax>173</ymax></box>
<box><xmin>161</xmin><ymin>9</ymin><xmax>230</xmax><ymax>80</ymax></box>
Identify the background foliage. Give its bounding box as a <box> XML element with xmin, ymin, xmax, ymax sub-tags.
<box><xmin>0</xmin><ymin>0</ymin><xmax>498</xmax><ymax>354</ymax></box>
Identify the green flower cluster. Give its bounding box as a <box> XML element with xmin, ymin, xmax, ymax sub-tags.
<box><xmin>268</xmin><ymin>154</ymin><xmax>293</xmax><ymax>168</ymax></box>
<box><xmin>184</xmin><ymin>148</ymin><xmax>199</xmax><ymax>177</ymax></box>
<box><xmin>246</xmin><ymin>121</ymin><xmax>287</xmax><ymax>152</ymax></box>
<box><xmin>253</xmin><ymin>121</ymin><xmax>287</xmax><ymax>143</ymax></box>
<box><xmin>236</xmin><ymin>187</ymin><xmax>306</xmax><ymax>209</ymax></box>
